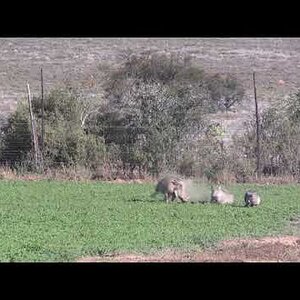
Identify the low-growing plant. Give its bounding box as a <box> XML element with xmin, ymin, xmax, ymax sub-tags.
<box><xmin>0</xmin><ymin>181</ymin><xmax>298</xmax><ymax>261</ymax></box>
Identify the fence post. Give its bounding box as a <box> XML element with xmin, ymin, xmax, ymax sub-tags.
<box><xmin>26</xmin><ymin>82</ymin><xmax>39</xmax><ymax>169</ymax></box>
<box><xmin>253</xmin><ymin>72</ymin><xmax>261</xmax><ymax>179</ymax></box>
<box><xmin>41</xmin><ymin>68</ymin><xmax>45</xmax><ymax>169</ymax></box>
<box><xmin>41</xmin><ymin>68</ymin><xmax>44</xmax><ymax>157</ymax></box>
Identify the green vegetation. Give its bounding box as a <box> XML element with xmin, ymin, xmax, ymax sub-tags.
<box><xmin>234</xmin><ymin>90</ymin><xmax>300</xmax><ymax>178</ymax></box>
<box><xmin>2</xmin><ymin>43</ymin><xmax>300</xmax><ymax>183</ymax></box>
<box><xmin>0</xmin><ymin>181</ymin><xmax>298</xmax><ymax>262</ymax></box>
<box><xmin>0</xmin><ymin>53</ymin><xmax>244</xmax><ymax>179</ymax></box>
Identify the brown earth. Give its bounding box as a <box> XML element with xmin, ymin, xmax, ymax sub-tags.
<box><xmin>76</xmin><ymin>236</ymin><xmax>300</xmax><ymax>262</ymax></box>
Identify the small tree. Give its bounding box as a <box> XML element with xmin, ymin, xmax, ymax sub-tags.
<box><xmin>0</xmin><ymin>101</ymin><xmax>32</xmax><ymax>166</ymax></box>
<box><xmin>0</xmin><ymin>88</ymin><xmax>106</xmax><ymax>170</ymax></box>
<box><xmin>89</xmin><ymin>52</ymin><xmax>244</xmax><ymax>176</ymax></box>
<box><xmin>207</xmin><ymin>73</ymin><xmax>245</xmax><ymax>111</ymax></box>
<box><xmin>232</xmin><ymin>89</ymin><xmax>300</xmax><ymax>179</ymax></box>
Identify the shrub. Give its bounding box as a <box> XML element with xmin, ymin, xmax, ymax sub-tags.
<box><xmin>89</xmin><ymin>52</ymin><xmax>244</xmax><ymax>176</ymax></box>
<box><xmin>0</xmin><ymin>53</ymin><xmax>245</xmax><ymax>180</ymax></box>
<box><xmin>0</xmin><ymin>89</ymin><xmax>106</xmax><ymax>171</ymax></box>
<box><xmin>232</xmin><ymin>89</ymin><xmax>300</xmax><ymax>180</ymax></box>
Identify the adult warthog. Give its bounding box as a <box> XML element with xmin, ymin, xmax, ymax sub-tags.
<box><xmin>211</xmin><ymin>185</ymin><xmax>234</xmax><ymax>204</ymax></box>
<box><xmin>153</xmin><ymin>176</ymin><xmax>189</xmax><ymax>203</ymax></box>
<box><xmin>244</xmin><ymin>191</ymin><xmax>261</xmax><ymax>207</ymax></box>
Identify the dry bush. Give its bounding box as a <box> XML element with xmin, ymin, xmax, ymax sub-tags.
<box><xmin>90</xmin><ymin>160</ymin><xmax>152</xmax><ymax>181</ymax></box>
<box><xmin>0</xmin><ymin>163</ymin><xmax>154</xmax><ymax>182</ymax></box>
<box><xmin>211</xmin><ymin>168</ymin><xmax>237</xmax><ymax>185</ymax></box>
<box><xmin>248</xmin><ymin>175</ymin><xmax>299</xmax><ymax>185</ymax></box>
<box><xmin>178</xmin><ymin>158</ymin><xmax>195</xmax><ymax>177</ymax></box>
<box><xmin>0</xmin><ymin>166</ymin><xmax>18</xmax><ymax>180</ymax></box>
<box><xmin>91</xmin><ymin>162</ymin><xmax>121</xmax><ymax>181</ymax></box>
<box><xmin>0</xmin><ymin>166</ymin><xmax>46</xmax><ymax>181</ymax></box>
<box><xmin>44</xmin><ymin>166</ymin><xmax>92</xmax><ymax>181</ymax></box>
<box><xmin>231</xmin><ymin>90</ymin><xmax>300</xmax><ymax>183</ymax></box>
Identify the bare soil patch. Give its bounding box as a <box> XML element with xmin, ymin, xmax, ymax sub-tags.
<box><xmin>76</xmin><ymin>236</ymin><xmax>300</xmax><ymax>262</ymax></box>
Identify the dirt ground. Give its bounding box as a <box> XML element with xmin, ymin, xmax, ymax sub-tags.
<box><xmin>76</xmin><ymin>236</ymin><xmax>300</xmax><ymax>262</ymax></box>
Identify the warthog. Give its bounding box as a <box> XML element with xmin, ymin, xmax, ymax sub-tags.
<box><xmin>211</xmin><ymin>185</ymin><xmax>234</xmax><ymax>204</ymax></box>
<box><xmin>153</xmin><ymin>176</ymin><xmax>189</xmax><ymax>203</ymax></box>
<box><xmin>244</xmin><ymin>191</ymin><xmax>261</xmax><ymax>207</ymax></box>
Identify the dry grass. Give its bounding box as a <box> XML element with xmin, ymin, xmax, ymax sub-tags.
<box><xmin>0</xmin><ymin>165</ymin><xmax>156</xmax><ymax>183</ymax></box>
<box><xmin>211</xmin><ymin>169</ymin><xmax>237</xmax><ymax>185</ymax></box>
<box><xmin>247</xmin><ymin>175</ymin><xmax>299</xmax><ymax>185</ymax></box>
<box><xmin>1</xmin><ymin>38</ymin><xmax>300</xmax><ymax>140</ymax></box>
<box><xmin>77</xmin><ymin>236</ymin><xmax>300</xmax><ymax>262</ymax></box>
<box><xmin>0</xmin><ymin>166</ymin><xmax>16</xmax><ymax>180</ymax></box>
<box><xmin>0</xmin><ymin>164</ymin><xmax>299</xmax><ymax>186</ymax></box>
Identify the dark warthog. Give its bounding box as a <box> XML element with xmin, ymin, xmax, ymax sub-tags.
<box><xmin>244</xmin><ymin>191</ymin><xmax>261</xmax><ymax>207</ymax></box>
<box><xmin>211</xmin><ymin>185</ymin><xmax>234</xmax><ymax>204</ymax></box>
<box><xmin>153</xmin><ymin>176</ymin><xmax>189</xmax><ymax>203</ymax></box>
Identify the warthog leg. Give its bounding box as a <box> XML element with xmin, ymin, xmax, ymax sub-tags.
<box><xmin>165</xmin><ymin>193</ymin><xmax>171</xmax><ymax>203</ymax></box>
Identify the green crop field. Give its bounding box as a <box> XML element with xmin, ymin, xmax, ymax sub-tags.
<box><xmin>0</xmin><ymin>180</ymin><xmax>299</xmax><ymax>262</ymax></box>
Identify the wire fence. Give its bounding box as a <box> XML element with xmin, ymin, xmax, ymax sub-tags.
<box><xmin>0</xmin><ymin>64</ymin><xmax>298</xmax><ymax>183</ymax></box>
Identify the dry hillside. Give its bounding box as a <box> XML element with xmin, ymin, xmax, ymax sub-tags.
<box><xmin>1</xmin><ymin>38</ymin><xmax>300</xmax><ymax>141</ymax></box>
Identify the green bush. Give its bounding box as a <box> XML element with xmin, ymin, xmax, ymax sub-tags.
<box><xmin>232</xmin><ymin>89</ymin><xmax>300</xmax><ymax>179</ymax></box>
<box><xmin>0</xmin><ymin>101</ymin><xmax>32</xmax><ymax>165</ymax></box>
<box><xmin>0</xmin><ymin>53</ymin><xmax>245</xmax><ymax>180</ymax></box>
<box><xmin>0</xmin><ymin>89</ymin><xmax>106</xmax><ymax>171</ymax></box>
<box><xmin>89</xmin><ymin>53</ymin><xmax>244</xmax><ymax>176</ymax></box>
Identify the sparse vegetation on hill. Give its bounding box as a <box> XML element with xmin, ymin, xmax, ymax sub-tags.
<box><xmin>233</xmin><ymin>90</ymin><xmax>300</xmax><ymax>180</ymax></box>
<box><xmin>1</xmin><ymin>39</ymin><xmax>300</xmax><ymax>183</ymax></box>
<box><xmin>1</xmin><ymin>38</ymin><xmax>300</xmax><ymax>139</ymax></box>
<box><xmin>0</xmin><ymin>53</ymin><xmax>245</xmax><ymax>180</ymax></box>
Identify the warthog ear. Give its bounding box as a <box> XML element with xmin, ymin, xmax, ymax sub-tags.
<box><xmin>171</xmin><ymin>179</ymin><xmax>181</xmax><ymax>186</ymax></box>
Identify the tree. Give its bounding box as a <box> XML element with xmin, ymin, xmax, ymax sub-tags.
<box><xmin>0</xmin><ymin>102</ymin><xmax>32</xmax><ymax>166</ymax></box>
<box><xmin>207</xmin><ymin>73</ymin><xmax>245</xmax><ymax>111</ymax></box>
<box><xmin>233</xmin><ymin>89</ymin><xmax>300</xmax><ymax>178</ymax></box>
<box><xmin>0</xmin><ymin>89</ymin><xmax>106</xmax><ymax>170</ymax></box>
<box><xmin>88</xmin><ymin>52</ymin><xmax>244</xmax><ymax>176</ymax></box>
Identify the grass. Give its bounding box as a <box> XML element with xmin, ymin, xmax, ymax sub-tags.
<box><xmin>0</xmin><ymin>180</ymin><xmax>299</xmax><ymax>262</ymax></box>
